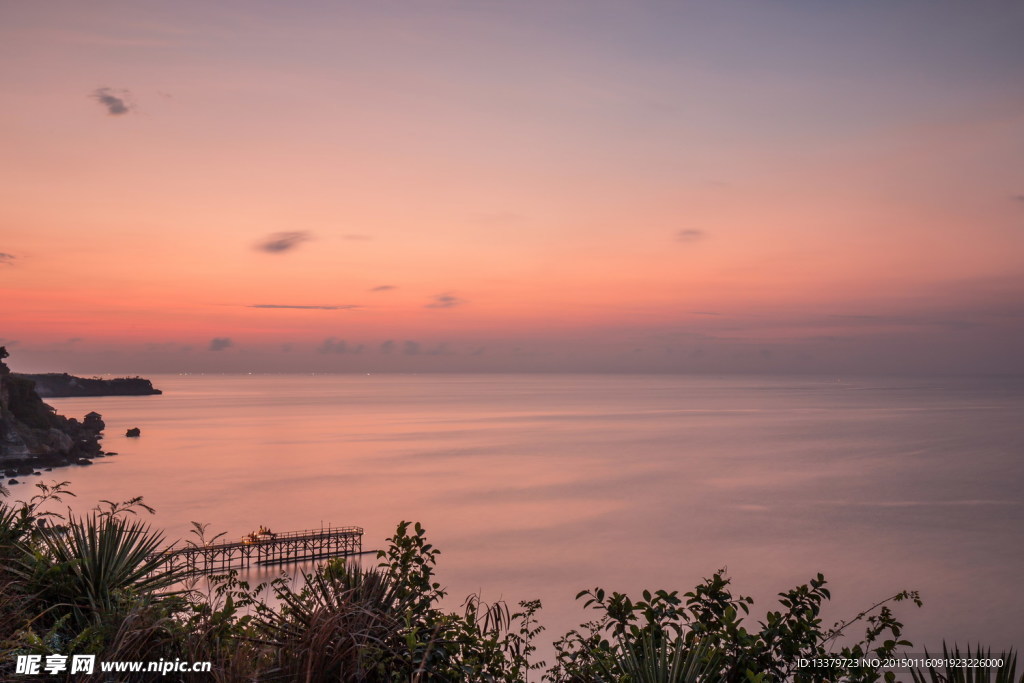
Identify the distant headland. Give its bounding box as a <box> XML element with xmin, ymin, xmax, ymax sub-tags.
<box><xmin>10</xmin><ymin>372</ymin><xmax>162</xmax><ymax>398</ymax></box>
<box><xmin>0</xmin><ymin>346</ymin><xmax>159</xmax><ymax>480</ymax></box>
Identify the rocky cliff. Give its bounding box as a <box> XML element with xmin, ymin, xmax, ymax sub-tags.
<box><xmin>0</xmin><ymin>347</ymin><xmax>105</xmax><ymax>474</ymax></box>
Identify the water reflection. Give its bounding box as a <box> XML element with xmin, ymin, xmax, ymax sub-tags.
<box><xmin>36</xmin><ymin>374</ymin><xmax>1024</xmax><ymax>655</ymax></box>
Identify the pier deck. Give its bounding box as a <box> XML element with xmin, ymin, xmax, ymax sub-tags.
<box><xmin>154</xmin><ymin>525</ymin><xmax>365</xmax><ymax>575</ymax></box>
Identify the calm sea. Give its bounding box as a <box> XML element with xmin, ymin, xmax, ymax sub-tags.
<box><xmin>35</xmin><ymin>374</ymin><xmax>1024</xmax><ymax>654</ymax></box>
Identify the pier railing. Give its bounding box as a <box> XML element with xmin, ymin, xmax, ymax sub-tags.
<box><xmin>152</xmin><ymin>525</ymin><xmax>365</xmax><ymax>575</ymax></box>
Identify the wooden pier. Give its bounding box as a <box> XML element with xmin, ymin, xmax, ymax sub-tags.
<box><xmin>154</xmin><ymin>526</ymin><xmax>365</xmax><ymax>575</ymax></box>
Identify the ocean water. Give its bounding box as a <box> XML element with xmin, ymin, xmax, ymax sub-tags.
<box><xmin>31</xmin><ymin>374</ymin><xmax>1024</xmax><ymax>654</ymax></box>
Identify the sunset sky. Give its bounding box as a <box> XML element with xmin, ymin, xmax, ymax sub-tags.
<box><xmin>2</xmin><ymin>1</ymin><xmax>1022</xmax><ymax>374</ymax></box>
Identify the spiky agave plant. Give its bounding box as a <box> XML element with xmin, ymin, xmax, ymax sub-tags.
<box><xmin>591</xmin><ymin>632</ymin><xmax>722</xmax><ymax>683</ymax></box>
<box><xmin>255</xmin><ymin>557</ymin><xmax>415</xmax><ymax>682</ymax></box>
<box><xmin>910</xmin><ymin>644</ymin><xmax>1021</xmax><ymax>683</ymax></box>
<box><xmin>15</xmin><ymin>510</ymin><xmax>182</xmax><ymax>632</ymax></box>
<box><xmin>0</xmin><ymin>494</ymin><xmax>30</xmax><ymax>562</ymax></box>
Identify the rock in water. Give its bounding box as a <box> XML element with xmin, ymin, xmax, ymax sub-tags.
<box><xmin>83</xmin><ymin>411</ymin><xmax>105</xmax><ymax>432</ymax></box>
<box><xmin>126</xmin><ymin>427</ymin><xmax>141</xmax><ymax>437</ymax></box>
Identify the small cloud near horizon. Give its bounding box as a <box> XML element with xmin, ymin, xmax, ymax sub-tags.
<box><xmin>369</xmin><ymin>285</ymin><xmax>395</xmax><ymax>292</ymax></box>
<box><xmin>425</xmin><ymin>292</ymin><xmax>464</xmax><ymax>309</ymax></box>
<box><xmin>318</xmin><ymin>337</ymin><xmax>364</xmax><ymax>354</ymax></box>
<box><xmin>0</xmin><ymin>253</ymin><xmax>15</xmax><ymax>265</ymax></box>
<box><xmin>676</xmin><ymin>229</ymin><xmax>706</xmax><ymax>243</ymax></box>
<box><xmin>257</xmin><ymin>232</ymin><xmax>311</xmax><ymax>253</ymax></box>
<box><xmin>208</xmin><ymin>337</ymin><xmax>233</xmax><ymax>351</ymax></box>
<box><xmin>1013</xmin><ymin>194</ymin><xmax>1024</xmax><ymax>203</ymax></box>
<box><xmin>249</xmin><ymin>304</ymin><xmax>358</xmax><ymax>310</ymax></box>
<box><xmin>91</xmin><ymin>87</ymin><xmax>134</xmax><ymax>115</ymax></box>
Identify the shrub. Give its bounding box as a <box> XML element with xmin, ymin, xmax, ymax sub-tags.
<box><xmin>7</xmin><ymin>483</ymin><xmax>1015</xmax><ymax>683</ymax></box>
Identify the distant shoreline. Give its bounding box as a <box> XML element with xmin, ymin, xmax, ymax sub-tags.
<box><xmin>12</xmin><ymin>373</ymin><xmax>162</xmax><ymax>398</ymax></box>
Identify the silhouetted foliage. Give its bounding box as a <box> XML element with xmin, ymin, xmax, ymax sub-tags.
<box><xmin>1</xmin><ymin>483</ymin><xmax>1016</xmax><ymax>682</ymax></box>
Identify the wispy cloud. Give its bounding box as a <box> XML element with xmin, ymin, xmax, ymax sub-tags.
<box><xmin>824</xmin><ymin>313</ymin><xmax>983</xmax><ymax>332</ymax></box>
<box><xmin>91</xmin><ymin>87</ymin><xmax>133</xmax><ymax>115</ymax></box>
<box><xmin>1013</xmin><ymin>194</ymin><xmax>1024</xmax><ymax>203</ymax></box>
<box><xmin>249</xmin><ymin>304</ymin><xmax>358</xmax><ymax>310</ymax></box>
<box><xmin>257</xmin><ymin>231</ymin><xmax>311</xmax><ymax>253</ymax></box>
<box><xmin>369</xmin><ymin>285</ymin><xmax>395</xmax><ymax>292</ymax></box>
<box><xmin>0</xmin><ymin>253</ymin><xmax>14</xmax><ymax>265</ymax></box>
<box><xmin>341</xmin><ymin>234</ymin><xmax>372</xmax><ymax>241</ymax></box>
<box><xmin>676</xmin><ymin>229</ymin><xmax>706</xmax><ymax>243</ymax></box>
<box><xmin>208</xmin><ymin>337</ymin><xmax>233</xmax><ymax>351</ymax></box>
<box><xmin>425</xmin><ymin>292</ymin><xmax>464</xmax><ymax>309</ymax></box>
<box><xmin>318</xmin><ymin>337</ymin><xmax>364</xmax><ymax>354</ymax></box>
<box><xmin>380</xmin><ymin>340</ymin><xmax>395</xmax><ymax>354</ymax></box>
<box><xmin>403</xmin><ymin>340</ymin><xmax>421</xmax><ymax>355</ymax></box>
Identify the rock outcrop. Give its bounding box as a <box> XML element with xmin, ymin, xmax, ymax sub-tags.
<box><xmin>11</xmin><ymin>372</ymin><xmax>161</xmax><ymax>398</ymax></box>
<box><xmin>0</xmin><ymin>347</ymin><xmax>106</xmax><ymax>472</ymax></box>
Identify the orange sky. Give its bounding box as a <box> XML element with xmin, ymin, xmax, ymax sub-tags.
<box><xmin>2</xmin><ymin>1</ymin><xmax>1023</xmax><ymax>373</ymax></box>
